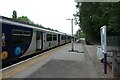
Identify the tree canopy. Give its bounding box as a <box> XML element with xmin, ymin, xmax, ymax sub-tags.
<box><xmin>75</xmin><ymin>2</ymin><xmax>120</xmax><ymax>43</ymax></box>
<box><xmin>12</xmin><ymin>10</ymin><xmax>17</xmax><ymax>19</ymax></box>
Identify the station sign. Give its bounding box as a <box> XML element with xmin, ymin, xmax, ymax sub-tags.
<box><xmin>100</xmin><ymin>26</ymin><xmax>107</xmax><ymax>54</ymax></box>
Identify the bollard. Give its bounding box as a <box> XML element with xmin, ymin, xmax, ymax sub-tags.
<box><xmin>112</xmin><ymin>52</ymin><xmax>120</xmax><ymax>77</ymax></box>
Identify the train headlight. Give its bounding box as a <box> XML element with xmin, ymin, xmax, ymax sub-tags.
<box><xmin>1</xmin><ymin>51</ymin><xmax>8</xmax><ymax>60</ymax></box>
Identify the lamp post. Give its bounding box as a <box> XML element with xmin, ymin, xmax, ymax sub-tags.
<box><xmin>66</xmin><ymin>18</ymin><xmax>75</xmax><ymax>52</ymax></box>
<box><xmin>78</xmin><ymin>29</ymin><xmax>80</xmax><ymax>40</ymax></box>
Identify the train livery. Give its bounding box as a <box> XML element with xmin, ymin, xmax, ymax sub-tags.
<box><xmin>0</xmin><ymin>16</ymin><xmax>71</xmax><ymax>67</ymax></box>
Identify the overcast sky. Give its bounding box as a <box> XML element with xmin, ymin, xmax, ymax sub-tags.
<box><xmin>0</xmin><ymin>0</ymin><xmax>80</xmax><ymax>34</ymax></box>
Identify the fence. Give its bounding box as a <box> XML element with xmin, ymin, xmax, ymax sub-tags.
<box><xmin>106</xmin><ymin>35</ymin><xmax>120</xmax><ymax>77</ymax></box>
<box><xmin>107</xmin><ymin>35</ymin><xmax>120</xmax><ymax>49</ymax></box>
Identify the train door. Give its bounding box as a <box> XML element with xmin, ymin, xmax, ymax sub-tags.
<box><xmin>58</xmin><ymin>34</ymin><xmax>60</xmax><ymax>45</ymax></box>
<box><xmin>36</xmin><ymin>31</ymin><xmax>43</xmax><ymax>50</ymax></box>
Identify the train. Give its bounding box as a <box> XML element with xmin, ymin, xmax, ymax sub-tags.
<box><xmin>0</xmin><ymin>16</ymin><xmax>71</xmax><ymax>67</ymax></box>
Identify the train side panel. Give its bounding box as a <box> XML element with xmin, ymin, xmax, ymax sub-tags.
<box><xmin>60</xmin><ymin>35</ymin><xmax>66</xmax><ymax>45</ymax></box>
<box><xmin>21</xmin><ymin>30</ymin><xmax>36</xmax><ymax>57</ymax></box>
<box><xmin>1</xmin><ymin>16</ymin><xmax>72</xmax><ymax>67</ymax></box>
<box><xmin>43</xmin><ymin>32</ymin><xmax>58</xmax><ymax>50</ymax></box>
<box><xmin>1</xmin><ymin>22</ymin><xmax>34</xmax><ymax>63</ymax></box>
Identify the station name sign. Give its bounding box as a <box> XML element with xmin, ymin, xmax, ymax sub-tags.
<box><xmin>100</xmin><ymin>26</ymin><xmax>107</xmax><ymax>54</ymax></box>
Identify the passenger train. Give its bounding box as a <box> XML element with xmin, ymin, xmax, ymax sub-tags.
<box><xmin>0</xmin><ymin>16</ymin><xmax>71</xmax><ymax>67</ymax></box>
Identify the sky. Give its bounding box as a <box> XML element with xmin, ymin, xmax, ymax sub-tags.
<box><xmin>0</xmin><ymin>0</ymin><xmax>80</xmax><ymax>35</ymax></box>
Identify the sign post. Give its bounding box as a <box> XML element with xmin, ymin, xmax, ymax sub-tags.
<box><xmin>100</xmin><ymin>26</ymin><xmax>107</xmax><ymax>74</ymax></box>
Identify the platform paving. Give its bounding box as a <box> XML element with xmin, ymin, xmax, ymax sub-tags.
<box><xmin>11</xmin><ymin>42</ymin><xmax>109</xmax><ymax>78</ymax></box>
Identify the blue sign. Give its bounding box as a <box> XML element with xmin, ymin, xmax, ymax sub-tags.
<box><xmin>15</xmin><ymin>46</ymin><xmax>21</xmax><ymax>56</ymax></box>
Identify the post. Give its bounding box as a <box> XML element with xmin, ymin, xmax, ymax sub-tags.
<box><xmin>71</xmin><ymin>19</ymin><xmax>74</xmax><ymax>51</ymax></box>
<box><xmin>101</xmin><ymin>26</ymin><xmax>107</xmax><ymax>74</ymax></box>
<box><xmin>104</xmin><ymin>26</ymin><xmax>107</xmax><ymax>74</ymax></box>
<box><xmin>104</xmin><ymin>53</ymin><xmax>107</xmax><ymax>74</ymax></box>
<box><xmin>66</xmin><ymin>18</ymin><xmax>78</xmax><ymax>52</ymax></box>
<box><xmin>78</xmin><ymin>29</ymin><xmax>80</xmax><ymax>40</ymax></box>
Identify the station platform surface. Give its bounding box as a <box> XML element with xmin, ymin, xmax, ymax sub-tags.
<box><xmin>2</xmin><ymin>41</ymin><xmax>112</xmax><ymax>78</ymax></box>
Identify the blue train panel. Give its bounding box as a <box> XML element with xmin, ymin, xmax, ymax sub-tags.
<box><xmin>2</xmin><ymin>22</ymin><xmax>33</xmax><ymax>63</ymax></box>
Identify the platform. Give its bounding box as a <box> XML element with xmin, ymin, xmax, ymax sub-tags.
<box><xmin>2</xmin><ymin>42</ymin><xmax>111</xmax><ymax>78</ymax></box>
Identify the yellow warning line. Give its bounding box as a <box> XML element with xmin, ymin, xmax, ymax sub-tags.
<box><xmin>2</xmin><ymin>44</ymin><xmax>69</xmax><ymax>78</ymax></box>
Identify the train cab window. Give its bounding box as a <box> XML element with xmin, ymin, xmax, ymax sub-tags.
<box><xmin>53</xmin><ymin>35</ymin><xmax>57</xmax><ymax>41</ymax></box>
<box><xmin>12</xmin><ymin>30</ymin><xmax>31</xmax><ymax>45</ymax></box>
<box><xmin>12</xmin><ymin>30</ymin><xmax>23</xmax><ymax>35</ymax></box>
<box><xmin>46</xmin><ymin>34</ymin><xmax>52</xmax><ymax>41</ymax></box>
<box><xmin>23</xmin><ymin>31</ymin><xmax>31</xmax><ymax>36</ymax></box>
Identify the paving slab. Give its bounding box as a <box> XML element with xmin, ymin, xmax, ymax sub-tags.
<box><xmin>85</xmin><ymin>45</ymin><xmax>113</xmax><ymax>78</ymax></box>
<box><xmin>27</xmin><ymin>59</ymin><xmax>88</xmax><ymax>78</ymax></box>
<box><xmin>13</xmin><ymin>44</ymin><xmax>85</xmax><ymax>78</ymax></box>
<box><xmin>49</xmin><ymin>43</ymin><xmax>85</xmax><ymax>62</ymax></box>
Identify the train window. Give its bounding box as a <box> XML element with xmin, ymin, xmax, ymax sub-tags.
<box><xmin>12</xmin><ymin>30</ymin><xmax>31</xmax><ymax>45</ymax></box>
<box><xmin>53</xmin><ymin>35</ymin><xmax>57</xmax><ymax>41</ymax></box>
<box><xmin>47</xmin><ymin>34</ymin><xmax>52</xmax><ymax>41</ymax></box>
<box><xmin>61</xmin><ymin>36</ymin><xmax>63</xmax><ymax>40</ymax></box>
<box><xmin>23</xmin><ymin>31</ymin><xmax>31</xmax><ymax>36</ymax></box>
<box><xmin>63</xmin><ymin>36</ymin><xmax>65</xmax><ymax>40</ymax></box>
<box><xmin>36</xmin><ymin>32</ymin><xmax>41</xmax><ymax>40</ymax></box>
<box><xmin>61</xmin><ymin>35</ymin><xmax>65</xmax><ymax>40</ymax></box>
<box><xmin>12</xmin><ymin>30</ymin><xmax>23</xmax><ymax>35</ymax></box>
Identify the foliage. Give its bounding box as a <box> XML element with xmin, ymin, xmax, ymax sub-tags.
<box><xmin>17</xmin><ymin>16</ymin><xmax>32</xmax><ymax>24</ymax></box>
<box><xmin>74</xmin><ymin>29</ymin><xmax>85</xmax><ymax>40</ymax></box>
<box><xmin>75</xmin><ymin>2</ymin><xmax>120</xmax><ymax>43</ymax></box>
<box><xmin>12</xmin><ymin>10</ymin><xmax>17</xmax><ymax>19</ymax></box>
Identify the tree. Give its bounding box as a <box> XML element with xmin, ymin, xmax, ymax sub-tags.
<box><xmin>17</xmin><ymin>16</ymin><xmax>32</xmax><ymax>24</ymax></box>
<box><xmin>75</xmin><ymin>2</ymin><xmax>120</xmax><ymax>43</ymax></box>
<box><xmin>12</xmin><ymin>10</ymin><xmax>17</xmax><ymax>19</ymax></box>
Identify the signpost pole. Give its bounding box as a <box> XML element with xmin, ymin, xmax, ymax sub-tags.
<box><xmin>71</xmin><ymin>19</ymin><xmax>74</xmax><ymax>51</ymax></box>
<box><xmin>101</xmin><ymin>26</ymin><xmax>107</xmax><ymax>74</ymax></box>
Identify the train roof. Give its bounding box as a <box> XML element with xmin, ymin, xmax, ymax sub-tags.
<box><xmin>0</xmin><ymin>16</ymin><xmax>67</xmax><ymax>35</ymax></box>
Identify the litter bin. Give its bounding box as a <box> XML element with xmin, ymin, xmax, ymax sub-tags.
<box><xmin>97</xmin><ymin>46</ymin><xmax>104</xmax><ymax>61</ymax></box>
